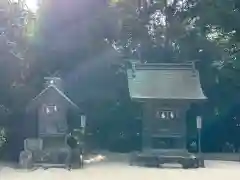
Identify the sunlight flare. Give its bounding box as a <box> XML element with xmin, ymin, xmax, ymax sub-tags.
<box><xmin>26</xmin><ymin>0</ymin><xmax>39</xmax><ymax>12</ymax></box>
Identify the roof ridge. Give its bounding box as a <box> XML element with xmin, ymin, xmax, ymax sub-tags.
<box><xmin>30</xmin><ymin>85</ymin><xmax>79</xmax><ymax>109</ymax></box>
<box><xmin>50</xmin><ymin>85</ymin><xmax>79</xmax><ymax>108</ymax></box>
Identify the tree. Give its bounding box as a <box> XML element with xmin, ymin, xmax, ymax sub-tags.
<box><xmin>0</xmin><ymin>0</ymin><xmax>37</xmax><ymax>159</ymax></box>
<box><xmin>0</xmin><ymin>0</ymin><xmax>37</xmax><ymax>110</ymax></box>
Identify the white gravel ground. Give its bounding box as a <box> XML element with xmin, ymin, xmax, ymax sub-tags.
<box><xmin>1</xmin><ymin>154</ymin><xmax>240</xmax><ymax>180</ymax></box>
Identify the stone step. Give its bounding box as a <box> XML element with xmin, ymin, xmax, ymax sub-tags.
<box><xmin>34</xmin><ymin>163</ymin><xmax>66</xmax><ymax>168</ymax></box>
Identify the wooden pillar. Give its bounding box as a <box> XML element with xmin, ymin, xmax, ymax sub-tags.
<box><xmin>180</xmin><ymin>103</ymin><xmax>191</xmax><ymax>149</ymax></box>
<box><xmin>142</xmin><ymin>102</ymin><xmax>151</xmax><ymax>151</ymax></box>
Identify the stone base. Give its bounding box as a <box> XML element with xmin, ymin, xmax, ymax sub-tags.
<box><xmin>130</xmin><ymin>149</ymin><xmax>199</xmax><ymax>169</ymax></box>
<box><xmin>19</xmin><ymin>150</ymin><xmax>33</xmax><ymax>169</ymax></box>
<box><xmin>197</xmin><ymin>156</ymin><xmax>205</xmax><ymax>167</ymax></box>
<box><xmin>34</xmin><ymin>163</ymin><xmax>67</xmax><ymax>169</ymax></box>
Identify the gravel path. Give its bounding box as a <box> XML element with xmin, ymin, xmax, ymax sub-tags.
<box><xmin>1</xmin><ymin>153</ymin><xmax>240</xmax><ymax>180</ymax></box>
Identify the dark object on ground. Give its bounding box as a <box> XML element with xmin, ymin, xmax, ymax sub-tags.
<box><xmin>66</xmin><ymin>147</ymin><xmax>83</xmax><ymax>169</ymax></box>
<box><xmin>67</xmin><ymin>136</ymin><xmax>78</xmax><ymax>149</ymax></box>
<box><xmin>65</xmin><ymin>134</ymin><xmax>84</xmax><ymax>169</ymax></box>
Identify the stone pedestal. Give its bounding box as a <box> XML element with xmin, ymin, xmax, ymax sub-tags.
<box><xmin>19</xmin><ymin>150</ymin><xmax>33</xmax><ymax>169</ymax></box>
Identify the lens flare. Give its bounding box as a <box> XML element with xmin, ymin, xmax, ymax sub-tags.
<box><xmin>26</xmin><ymin>0</ymin><xmax>39</xmax><ymax>12</ymax></box>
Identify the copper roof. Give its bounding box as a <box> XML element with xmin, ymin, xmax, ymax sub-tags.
<box><xmin>127</xmin><ymin>63</ymin><xmax>207</xmax><ymax>100</ymax></box>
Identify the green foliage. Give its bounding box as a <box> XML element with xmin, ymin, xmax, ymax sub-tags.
<box><xmin>0</xmin><ymin>127</ymin><xmax>6</xmax><ymax>148</ymax></box>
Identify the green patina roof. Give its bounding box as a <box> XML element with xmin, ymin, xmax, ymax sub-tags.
<box><xmin>127</xmin><ymin>63</ymin><xmax>207</xmax><ymax>100</ymax></box>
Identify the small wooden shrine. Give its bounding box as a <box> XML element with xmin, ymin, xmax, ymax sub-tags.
<box><xmin>20</xmin><ymin>77</ymin><xmax>83</xmax><ymax>168</ymax></box>
<box><xmin>128</xmin><ymin>62</ymin><xmax>207</xmax><ymax>168</ymax></box>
